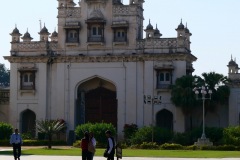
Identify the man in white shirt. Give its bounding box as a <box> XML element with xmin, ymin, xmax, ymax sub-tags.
<box><xmin>105</xmin><ymin>130</ymin><xmax>115</xmax><ymax>160</ymax></box>
<box><xmin>10</xmin><ymin>128</ymin><xmax>23</xmax><ymax>160</ymax></box>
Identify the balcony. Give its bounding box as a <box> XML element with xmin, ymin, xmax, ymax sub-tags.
<box><xmin>156</xmin><ymin>84</ymin><xmax>171</xmax><ymax>90</ymax></box>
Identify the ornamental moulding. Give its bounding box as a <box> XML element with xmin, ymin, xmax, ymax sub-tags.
<box><xmin>4</xmin><ymin>53</ymin><xmax>196</xmax><ymax>63</ymax></box>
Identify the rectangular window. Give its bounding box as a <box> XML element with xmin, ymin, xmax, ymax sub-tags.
<box><xmin>157</xmin><ymin>71</ymin><xmax>171</xmax><ymax>89</ymax></box>
<box><xmin>92</xmin><ymin>27</ymin><xmax>97</xmax><ymax>35</ymax></box>
<box><xmin>20</xmin><ymin>71</ymin><xmax>36</xmax><ymax>90</ymax></box>
<box><xmin>98</xmin><ymin>27</ymin><xmax>102</xmax><ymax>36</ymax></box>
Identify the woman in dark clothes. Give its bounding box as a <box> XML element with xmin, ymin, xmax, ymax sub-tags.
<box><xmin>81</xmin><ymin>131</ymin><xmax>90</xmax><ymax>160</ymax></box>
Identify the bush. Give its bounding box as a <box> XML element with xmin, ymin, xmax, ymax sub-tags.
<box><xmin>0</xmin><ymin>122</ymin><xmax>13</xmax><ymax>140</ymax></box>
<box><xmin>139</xmin><ymin>142</ymin><xmax>159</xmax><ymax>149</ymax></box>
<box><xmin>123</xmin><ymin>124</ymin><xmax>138</xmax><ymax>140</ymax></box>
<box><xmin>187</xmin><ymin>127</ymin><xmax>223</xmax><ymax>145</ymax></box>
<box><xmin>75</xmin><ymin>122</ymin><xmax>116</xmax><ymax>147</ymax></box>
<box><xmin>160</xmin><ymin>143</ymin><xmax>183</xmax><ymax>150</ymax></box>
<box><xmin>223</xmin><ymin>126</ymin><xmax>240</xmax><ymax>146</ymax></box>
<box><xmin>0</xmin><ymin>140</ymin><xmax>67</xmax><ymax>146</ymax></box>
<box><xmin>130</xmin><ymin>126</ymin><xmax>173</xmax><ymax>145</ymax></box>
<box><xmin>172</xmin><ymin>132</ymin><xmax>191</xmax><ymax>146</ymax></box>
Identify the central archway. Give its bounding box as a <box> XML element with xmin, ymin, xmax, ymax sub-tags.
<box><xmin>156</xmin><ymin>109</ymin><xmax>173</xmax><ymax>131</ymax></box>
<box><xmin>76</xmin><ymin>77</ymin><xmax>117</xmax><ymax>127</ymax></box>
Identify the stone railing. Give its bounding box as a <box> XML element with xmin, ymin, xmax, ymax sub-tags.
<box><xmin>58</xmin><ymin>7</ymin><xmax>81</xmax><ymax>18</ymax></box>
<box><xmin>11</xmin><ymin>41</ymin><xmax>58</xmax><ymax>52</ymax></box>
<box><xmin>113</xmin><ymin>5</ymin><xmax>138</xmax><ymax>16</ymax></box>
<box><xmin>137</xmin><ymin>38</ymin><xmax>177</xmax><ymax>49</ymax></box>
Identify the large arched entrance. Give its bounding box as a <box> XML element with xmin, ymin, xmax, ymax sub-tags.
<box><xmin>21</xmin><ymin>109</ymin><xmax>36</xmax><ymax>137</ymax></box>
<box><xmin>76</xmin><ymin>77</ymin><xmax>117</xmax><ymax>127</ymax></box>
<box><xmin>156</xmin><ymin>109</ymin><xmax>173</xmax><ymax>131</ymax></box>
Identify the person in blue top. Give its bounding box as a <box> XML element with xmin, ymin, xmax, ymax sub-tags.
<box><xmin>10</xmin><ymin>128</ymin><xmax>23</xmax><ymax>160</ymax></box>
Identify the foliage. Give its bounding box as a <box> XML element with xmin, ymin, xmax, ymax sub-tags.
<box><xmin>0</xmin><ymin>122</ymin><xmax>13</xmax><ymax>140</ymax></box>
<box><xmin>75</xmin><ymin>122</ymin><xmax>116</xmax><ymax>147</ymax></box>
<box><xmin>130</xmin><ymin>126</ymin><xmax>173</xmax><ymax>145</ymax></box>
<box><xmin>123</xmin><ymin>123</ymin><xmax>138</xmax><ymax>144</ymax></box>
<box><xmin>130</xmin><ymin>142</ymin><xmax>159</xmax><ymax>149</ymax></box>
<box><xmin>170</xmin><ymin>75</ymin><xmax>200</xmax><ymax>114</ymax></box>
<box><xmin>21</xmin><ymin>132</ymin><xmax>35</xmax><ymax>140</ymax></box>
<box><xmin>223</xmin><ymin>126</ymin><xmax>240</xmax><ymax>146</ymax></box>
<box><xmin>0</xmin><ymin>64</ymin><xmax>10</xmax><ymax>87</ymax></box>
<box><xmin>160</xmin><ymin>143</ymin><xmax>184</xmax><ymax>150</ymax></box>
<box><xmin>36</xmin><ymin>119</ymin><xmax>66</xmax><ymax>149</ymax></box>
<box><xmin>198</xmin><ymin>72</ymin><xmax>230</xmax><ymax>112</ymax></box>
<box><xmin>172</xmin><ymin>132</ymin><xmax>191</xmax><ymax>146</ymax></box>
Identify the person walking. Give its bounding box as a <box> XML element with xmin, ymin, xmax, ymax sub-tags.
<box><xmin>105</xmin><ymin>130</ymin><xmax>115</xmax><ymax>160</ymax></box>
<box><xmin>81</xmin><ymin>131</ymin><xmax>91</xmax><ymax>160</ymax></box>
<box><xmin>10</xmin><ymin>128</ymin><xmax>23</xmax><ymax>160</ymax></box>
<box><xmin>88</xmin><ymin>132</ymin><xmax>96</xmax><ymax>160</ymax></box>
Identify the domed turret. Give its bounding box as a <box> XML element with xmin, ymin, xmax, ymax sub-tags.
<box><xmin>39</xmin><ymin>24</ymin><xmax>50</xmax><ymax>41</ymax></box>
<box><xmin>176</xmin><ymin>19</ymin><xmax>185</xmax><ymax>30</ymax></box>
<box><xmin>21</xmin><ymin>29</ymin><xmax>33</xmax><ymax>42</ymax></box>
<box><xmin>144</xmin><ymin>19</ymin><xmax>154</xmax><ymax>39</ymax></box>
<box><xmin>146</xmin><ymin>20</ymin><xmax>153</xmax><ymax>30</ymax></box>
<box><xmin>10</xmin><ymin>26</ymin><xmax>22</xmax><ymax>43</ymax></box>
<box><xmin>228</xmin><ymin>55</ymin><xmax>239</xmax><ymax>74</ymax></box>
<box><xmin>50</xmin><ymin>29</ymin><xmax>58</xmax><ymax>42</ymax></box>
<box><xmin>153</xmin><ymin>24</ymin><xmax>162</xmax><ymax>38</ymax></box>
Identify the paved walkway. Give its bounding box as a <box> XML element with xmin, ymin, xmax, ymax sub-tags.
<box><xmin>1</xmin><ymin>147</ymin><xmax>239</xmax><ymax>160</ymax></box>
<box><xmin>0</xmin><ymin>156</ymin><xmax>239</xmax><ymax>160</ymax></box>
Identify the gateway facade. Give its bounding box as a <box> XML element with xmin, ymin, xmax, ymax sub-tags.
<box><xmin>4</xmin><ymin>0</ymin><xmax>196</xmax><ymax>139</ymax></box>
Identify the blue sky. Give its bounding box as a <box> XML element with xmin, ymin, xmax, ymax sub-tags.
<box><xmin>1</xmin><ymin>0</ymin><xmax>239</xmax><ymax>76</ymax></box>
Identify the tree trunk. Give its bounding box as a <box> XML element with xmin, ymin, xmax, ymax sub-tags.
<box><xmin>48</xmin><ymin>134</ymin><xmax>52</xmax><ymax>149</ymax></box>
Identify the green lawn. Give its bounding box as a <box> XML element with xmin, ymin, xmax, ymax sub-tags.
<box><xmin>1</xmin><ymin>148</ymin><xmax>240</xmax><ymax>158</ymax></box>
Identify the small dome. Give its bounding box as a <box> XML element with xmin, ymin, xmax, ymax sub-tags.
<box><xmin>22</xmin><ymin>31</ymin><xmax>33</xmax><ymax>40</ymax></box>
<box><xmin>228</xmin><ymin>59</ymin><xmax>237</xmax><ymax>66</ymax></box>
<box><xmin>40</xmin><ymin>26</ymin><xmax>50</xmax><ymax>34</ymax></box>
<box><xmin>154</xmin><ymin>24</ymin><xmax>162</xmax><ymax>37</ymax></box>
<box><xmin>51</xmin><ymin>30</ymin><xmax>58</xmax><ymax>37</ymax></box>
<box><xmin>12</xmin><ymin>27</ymin><xmax>20</xmax><ymax>34</ymax></box>
<box><xmin>146</xmin><ymin>19</ymin><xmax>153</xmax><ymax>30</ymax></box>
<box><xmin>177</xmin><ymin>19</ymin><xmax>185</xmax><ymax>30</ymax></box>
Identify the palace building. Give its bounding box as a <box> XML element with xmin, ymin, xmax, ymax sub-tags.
<box><xmin>4</xmin><ymin>0</ymin><xmax>196</xmax><ymax>140</ymax></box>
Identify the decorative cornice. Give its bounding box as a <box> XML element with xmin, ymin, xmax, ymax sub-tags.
<box><xmin>4</xmin><ymin>53</ymin><xmax>197</xmax><ymax>63</ymax></box>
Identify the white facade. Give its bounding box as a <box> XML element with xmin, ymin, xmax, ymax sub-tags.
<box><xmin>4</xmin><ymin>0</ymin><xmax>196</xmax><ymax>140</ymax></box>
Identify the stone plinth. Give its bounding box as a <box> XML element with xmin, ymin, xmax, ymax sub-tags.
<box><xmin>194</xmin><ymin>138</ymin><xmax>213</xmax><ymax>146</ymax></box>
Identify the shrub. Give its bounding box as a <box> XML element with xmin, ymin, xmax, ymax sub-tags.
<box><xmin>0</xmin><ymin>122</ymin><xmax>13</xmax><ymax>140</ymax></box>
<box><xmin>223</xmin><ymin>126</ymin><xmax>240</xmax><ymax>146</ymax></box>
<box><xmin>130</xmin><ymin>126</ymin><xmax>173</xmax><ymax>145</ymax></box>
<box><xmin>172</xmin><ymin>132</ymin><xmax>191</xmax><ymax>145</ymax></box>
<box><xmin>160</xmin><ymin>143</ymin><xmax>183</xmax><ymax>150</ymax></box>
<box><xmin>215</xmin><ymin>145</ymin><xmax>237</xmax><ymax>151</ymax></box>
<box><xmin>188</xmin><ymin>127</ymin><xmax>223</xmax><ymax>145</ymax></box>
<box><xmin>73</xmin><ymin>140</ymin><xmax>81</xmax><ymax>148</ymax></box>
<box><xmin>75</xmin><ymin>122</ymin><xmax>116</xmax><ymax>147</ymax></box>
<box><xmin>139</xmin><ymin>142</ymin><xmax>159</xmax><ymax>149</ymax></box>
<box><xmin>123</xmin><ymin>124</ymin><xmax>138</xmax><ymax>140</ymax></box>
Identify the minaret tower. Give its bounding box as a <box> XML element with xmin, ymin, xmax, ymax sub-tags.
<box><xmin>21</xmin><ymin>29</ymin><xmax>33</xmax><ymax>42</ymax></box>
<box><xmin>144</xmin><ymin>19</ymin><xmax>154</xmax><ymax>39</ymax></box>
<box><xmin>10</xmin><ymin>25</ymin><xmax>22</xmax><ymax>43</ymax></box>
<box><xmin>39</xmin><ymin>24</ymin><xmax>50</xmax><ymax>42</ymax></box>
<box><xmin>176</xmin><ymin>19</ymin><xmax>186</xmax><ymax>49</ymax></box>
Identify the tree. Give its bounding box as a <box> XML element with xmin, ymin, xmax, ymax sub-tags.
<box><xmin>171</xmin><ymin>75</ymin><xmax>200</xmax><ymax>114</ymax></box>
<box><xmin>199</xmin><ymin>72</ymin><xmax>230</xmax><ymax>112</ymax></box>
<box><xmin>0</xmin><ymin>64</ymin><xmax>10</xmax><ymax>87</ymax></box>
<box><xmin>36</xmin><ymin>119</ymin><xmax>66</xmax><ymax>149</ymax></box>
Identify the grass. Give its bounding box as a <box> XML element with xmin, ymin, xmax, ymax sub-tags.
<box><xmin>1</xmin><ymin>147</ymin><xmax>240</xmax><ymax>158</ymax></box>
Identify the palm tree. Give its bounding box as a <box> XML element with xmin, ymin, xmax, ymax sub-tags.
<box><xmin>171</xmin><ymin>75</ymin><xmax>200</xmax><ymax>114</ymax></box>
<box><xmin>36</xmin><ymin>119</ymin><xmax>66</xmax><ymax>149</ymax></box>
<box><xmin>200</xmin><ymin>72</ymin><xmax>230</xmax><ymax>113</ymax></box>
